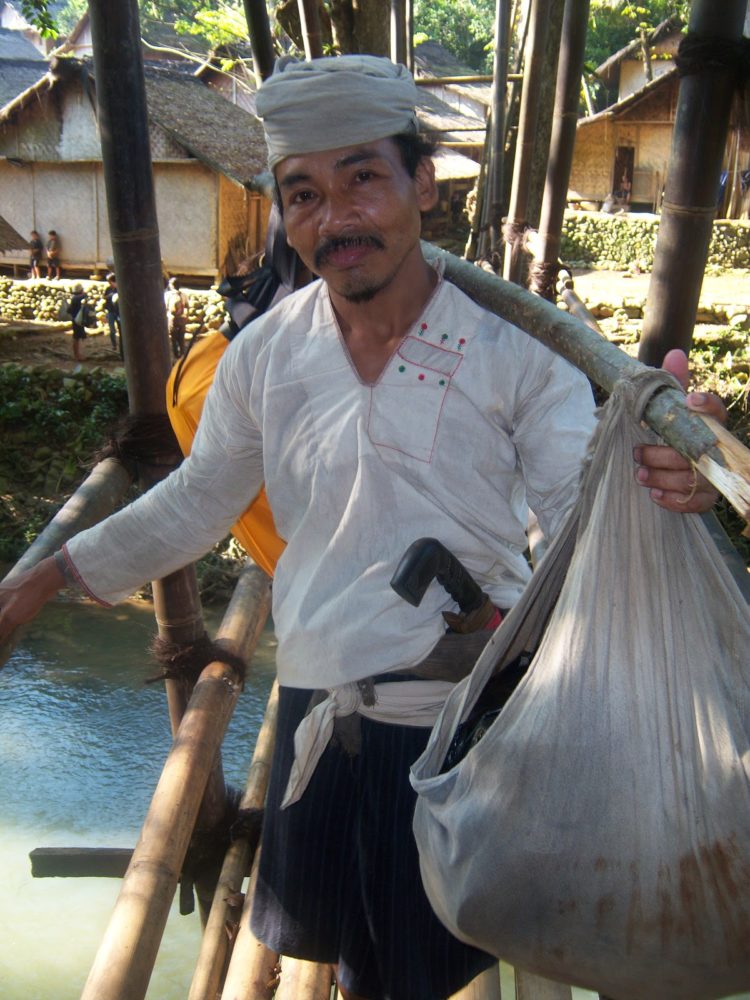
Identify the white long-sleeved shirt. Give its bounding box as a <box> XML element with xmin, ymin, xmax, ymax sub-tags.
<box><xmin>65</xmin><ymin>268</ymin><xmax>596</xmax><ymax>689</ymax></box>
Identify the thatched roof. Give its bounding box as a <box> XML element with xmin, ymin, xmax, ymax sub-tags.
<box><xmin>416</xmin><ymin>87</ymin><xmax>485</xmax><ymax>140</ymax></box>
<box><xmin>0</xmin><ymin>211</ymin><xmax>27</xmax><ymax>251</ymax></box>
<box><xmin>579</xmin><ymin>66</ymin><xmax>678</xmax><ymax>126</ymax></box>
<box><xmin>0</xmin><ymin>26</ymin><xmax>45</xmax><ymax>60</ymax></box>
<box><xmin>595</xmin><ymin>15</ymin><xmax>682</xmax><ymax>86</ymax></box>
<box><xmin>0</xmin><ymin>57</ymin><xmax>47</xmax><ymax>110</ymax></box>
<box><xmin>143</xmin><ymin>63</ymin><xmax>268</xmax><ymax>185</ymax></box>
<box><xmin>432</xmin><ymin>146</ymin><xmax>480</xmax><ymax>182</ymax></box>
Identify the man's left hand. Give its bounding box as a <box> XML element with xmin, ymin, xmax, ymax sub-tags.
<box><xmin>633</xmin><ymin>349</ymin><xmax>726</xmax><ymax>514</ymax></box>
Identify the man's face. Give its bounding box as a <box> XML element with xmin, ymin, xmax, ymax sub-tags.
<box><xmin>275</xmin><ymin>137</ymin><xmax>437</xmax><ymax>304</ymax></box>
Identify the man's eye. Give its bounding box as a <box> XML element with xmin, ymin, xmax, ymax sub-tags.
<box><xmin>355</xmin><ymin>170</ymin><xmax>375</xmax><ymax>183</ymax></box>
<box><xmin>291</xmin><ymin>190</ymin><xmax>315</xmax><ymax>204</ymax></box>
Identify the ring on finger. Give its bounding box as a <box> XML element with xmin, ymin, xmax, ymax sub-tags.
<box><xmin>677</xmin><ymin>467</ymin><xmax>699</xmax><ymax>504</ymax></box>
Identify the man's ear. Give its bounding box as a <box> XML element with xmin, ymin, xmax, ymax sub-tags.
<box><xmin>414</xmin><ymin>156</ymin><xmax>438</xmax><ymax>213</ymax></box>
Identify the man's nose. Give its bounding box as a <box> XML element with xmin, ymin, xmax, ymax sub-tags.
<box><xmin>318</xmin><ymin>190</ymin><xmax>358</xmax><ymax>236</ymax></box>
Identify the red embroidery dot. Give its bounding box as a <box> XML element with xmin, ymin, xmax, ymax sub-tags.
<box><xmin>421</xmin><ymin>323</ymin><xmax>428</xmax><ymax>330</ymax></box>
<box><xmin>459</xmin><ymin>338</ymin><xmax>466</xmax><ymax>344</ymax></box>
<box><xmin>418</xmin><ymin>373</ymin><xmax>425</xmax><ymax>381</ymax></box>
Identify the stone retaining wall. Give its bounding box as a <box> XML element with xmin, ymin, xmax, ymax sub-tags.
<box><xmin>561</xmin><ymin>211</ymin><xmax>750</xmax><ymax>272</ymax></box>
<box><xmin>0</xmin><ymin>277</ymin><xmax>226</xmax><ymax>335</ymax></box>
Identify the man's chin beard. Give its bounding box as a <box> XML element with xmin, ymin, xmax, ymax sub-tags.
<box><xmin>341</xmin><ymin>284</ymin><xmax>381</xmax><ymax>304</ymax></box>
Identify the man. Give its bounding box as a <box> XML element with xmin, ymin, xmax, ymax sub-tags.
<box><xmin>29</xmin><ymin>230</ymin><xmax>43</xmax><ymax>279</ymax></box>
<box><xmin>165</xmin><ymin>276</ymin><xmax>189</xmax><ymax>358</ymax></box>
<box><xmin>104</xmin><ymin>272</ymin><xmax>122</xmax><ymax>356</ymax></box>
<box><xmin>46</xmin><ymin>229</ymin><xmax>61</xmax><ymax>279</ymax></box>
<box><xmin>0</xmin><ymin>56</ymin><xmax>724</xmax><ymax>1000</ymax></box>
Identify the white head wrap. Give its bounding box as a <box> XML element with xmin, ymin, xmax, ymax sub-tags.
<box><xmin>255</xmin><ymin>55</ymin><xmax>419</xmax><ymax>169</ymax></box>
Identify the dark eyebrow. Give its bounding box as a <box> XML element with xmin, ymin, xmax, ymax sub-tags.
<box><xmin>278</xmin><ymin>148</ymin><xmax>385</xmax><ymax>190</ymax></box>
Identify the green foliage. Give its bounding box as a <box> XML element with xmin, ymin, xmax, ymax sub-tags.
<box><xmin>17</xmin><ymin>0</ymin><xmax>58</xmax><ymax>37</ymax></box>
<box><xmin>413</xmin><ymin>0</ymin><xmax>496</xmax><ymax>72</ymax></box>
<box><xmin>0</xmin><ymin>365</ymin><xmax>129</xmax><ymax>563</ymax></box>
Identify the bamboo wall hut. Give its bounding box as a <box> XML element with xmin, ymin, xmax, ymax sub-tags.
<box><xmin>0</xmin><ymin>57</ymin><xmax>271</xmax><ymax>279</ymax></box>
<box><xmin>568</xmin><ymin>69</ymin><xmax>678</xmax><ymax>212</ymax></box>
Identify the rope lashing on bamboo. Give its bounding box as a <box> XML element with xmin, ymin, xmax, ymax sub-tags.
<box><xmin>674</xmin><ymin>32</ymin><xmax>750</xmax><ymax>81</ymax></box>
<box><xmin>502</xmin><ymin>218</ymin><xmax>533</xmax><ymax>252</ymax></box>
<box><xmin>528</xmin><ymin>259</ymin><xmax>563</xmax><ymax>301</ymax></box>
<box><xmin>95</xmin><ymin>412</ymin><xmax>184</xmax><ymax>480</ymax></box>
<box><xmin>147</xmin><ymin>632</ymin><xmax>248</xmax><ymax>686</ymax></box>
<box><xmin>178</xmin><ymin>786</ymin><xmax>246</xmax><ymax>916</ymax></box>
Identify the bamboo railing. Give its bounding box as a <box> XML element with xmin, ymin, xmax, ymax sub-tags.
<box><xmin>80</xmin><ymin>563</ymin><xmax>272</xmax><ymax>1000</ymax></box>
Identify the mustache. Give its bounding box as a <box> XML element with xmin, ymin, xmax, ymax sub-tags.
<box><xmin>314</xmin><ymin>233</ymin><xmax>385</xmax><ymax>269</ymax></box>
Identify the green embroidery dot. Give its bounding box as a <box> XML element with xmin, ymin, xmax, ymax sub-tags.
<box><xmin>439</xmin><ymin>379</ymin><xmax>445</xmax><ymax>386</ymax></box>
<box><xmin>398</xmin><ymin>365</ymin><xmax>406</xmax><ymax>372</ymax></box>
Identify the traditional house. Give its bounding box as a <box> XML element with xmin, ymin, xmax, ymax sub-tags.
<box><xmin>0</xmin><ymin>57</ymin><xmax>271</xmax><ymax>280</ymax></box>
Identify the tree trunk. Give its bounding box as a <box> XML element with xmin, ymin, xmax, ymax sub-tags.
<box><xmin>328</xmin><ymin>0</ymin><xmax>390</xmax><ymax>55</ymax></box>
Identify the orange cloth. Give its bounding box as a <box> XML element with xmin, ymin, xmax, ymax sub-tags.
<box><xmin>166</xmin><ymin>331</ymin><xmax>285</xmax><ymax>578</ymax></box>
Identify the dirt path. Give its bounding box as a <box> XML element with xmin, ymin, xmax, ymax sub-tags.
<box><xmin>571</xmin><ymin>268</ymin><xmax>750</xmax><ymax>308</ymax></box>
<box><xmin>0</xmin><ymin>321</ymin><xmax>126</xmax><ymax>372</ymax></box>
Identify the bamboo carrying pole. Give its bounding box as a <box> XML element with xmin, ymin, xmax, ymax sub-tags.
<box><xmin>423</xmin><ymin>242</ymin><xmax>750</xmax><ymax>525</ymax></box>
<box><xmin>189</xmin><ymin>682</ymin><xmax>280</xmax><ymax>1000</ymax></box>
<box><xmin>0</xmin><ymin>457</ymin><xmax>133</xmax><ymax>669</ymax></box>
<box><xmin>638</xmin><ymin>0</ymin><xmax>747</xmax><ymax>366</ymax></box>
<box><xmin>80</xmin><ymin>564</ymin><xmax>272</xmax><ymax>1000</ymax></box>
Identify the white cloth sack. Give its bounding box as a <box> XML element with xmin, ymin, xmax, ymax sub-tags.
<box><xmin>411</xmin><ymin>370</ymin><xmax>750</xmax><ymax>1000</ymax></box>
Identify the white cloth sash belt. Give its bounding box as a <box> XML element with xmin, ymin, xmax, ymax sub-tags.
<box><xmin>281</xmin><ymin>678</ymin><xmax>455</xmax><ymax>808</ymax></box>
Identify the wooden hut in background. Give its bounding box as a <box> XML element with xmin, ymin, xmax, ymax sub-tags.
<box><xmin>0</xmin><ymin>57</ymin><xmax>271</xmax><ymax>281</ymax></box>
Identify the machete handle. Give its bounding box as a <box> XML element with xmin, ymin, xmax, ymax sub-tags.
<box><xmin>389</xmin><ymin>537</ymin><xmax>485</xmax><ymax>614</ymax></box>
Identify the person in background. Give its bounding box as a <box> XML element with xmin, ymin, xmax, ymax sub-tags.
<box><xmin>46</xmin><ymin>230</ymin><xmax>61</xmax><ymax>279</ymax></box>
<box><xmin>29</xmin><ymin>230</ymin><xmax>43</xmax><ymax>279</ymax></box>
<box><xmin>0</xmin><ymin>55</ymin><xmax>727</xmax><ymax>1000</ymax></box>
<box><xmin>104</xmin><ymin>273</ymin><xmax>122</xmax><ymax>357</ymax></box>
<box><xmin>164</xmin><ymin>276</ymin><xmax>188</xmax><ymax>358</ymax></box>
<box><xmin>67</xmin><ymin>282</ymin><xmax>87</xmax><ymax>367</ymax></box>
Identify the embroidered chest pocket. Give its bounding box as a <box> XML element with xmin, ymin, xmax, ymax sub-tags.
<box><xmin>368</xmin><ymin>335</ymin><xmax>463</xmax><ymax>462</ymax></box>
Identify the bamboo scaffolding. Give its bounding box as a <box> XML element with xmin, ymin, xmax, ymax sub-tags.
<box><xmin>274</xmin><ymin>959</ymin><xmax>333</xmax><ymax>998</ymax></box>
<box><xmin>189</xmin><ymin>682</ymin><xmax>280</xmax><ymax>1000</ymax></box>
<box><xmin>532</xmin><ymin>0</ymin><xmax>591</xmax><ymax>298</ymax></box>
<box><xmin>638</xmin><ymin>0</ymin><xmax>747</xmax><ymax>366</ymax></box>
<box><xmin>478</xmin><ymin>0</ymin><xmax>511</xmax><ymax>260</ymax></box>
<box><xmin>80</xmin><ymin>563</ymin><xmax>272</xmax><ymax>1000</ymax></box>
<box><xmin>502</xmin><ymin>0</ymin><xmax>551</xmax><ymax>284</ymax></box>
<box><xmin>423</xmin><ymin>242</ymin><xmax>750</xmax><ymax>526</ymax></box>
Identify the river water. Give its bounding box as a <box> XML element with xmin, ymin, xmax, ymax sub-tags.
<box><xmin>0</xmin><ymin>596</ymin><xmax>276</xmax><ymax>1000</ymax></box>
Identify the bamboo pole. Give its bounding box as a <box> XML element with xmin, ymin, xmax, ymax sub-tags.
<box><xmin>532</xmin><ymin>0</ymin><xmax>591</xmax><ymax>299</ymax></box>
<box><xmin>390</xmin><ymin>0</ymin><xmax>407</xmax><ymax>65</ymax></box>
<box><xmin>220</xmin><ymin>855</ymin><xmax>279</xmax><ymax>999</ymax></box>
<box><xmin>242</xmin><ymin>0</ymin><xmax>276</xmax><ymax>84</ymax></box>
<box><xmin>189</xmin><ymin>682</ymin><xmax>280</xmax><ymax>1000</ymax></box>
<box><xmin>297</xmin><ymin>0</ymin><xmax>324</xmax><ymax>60</ymax></box>
<box><xmin>502</xmin><ymin>0</ymin><xmax>551</xmax><ymax>284</ymax></box>
<box><xmin>80</xmin><ymin>564</ymin><xmax>272</xmax><ymax>1000</ymax></box>
<box><xmin>274</xmin><ymin>959</ymin><xmax>333</xmax><ymax>999</ymax></box>
<box><xmin>423</xmin><ymin>242</ymin><xmax>750</xmax><ymax>525</ymax></box>
<box><xmin>638</xmin><ymin>0</ymin><xmax>747</xmax><ymax>366</ymax></box>
<box><xmin>450</xmin><ymin>964</ymin><xmax>501</xmax><ymax>999</ymax></box>
<box><xmin>0</xmin><ymin>456</ymin><xmax>133</xmax><ymax>668</ymax></box>
<box><xmin>479</xmin><ymin>0</ymin><xmax>511</xmax><ymax>260</ymax></box>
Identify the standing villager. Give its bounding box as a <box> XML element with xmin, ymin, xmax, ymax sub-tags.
<box><xmin>104</xmin><ymin>272</ymin><xmax>122</xmax><ymax>357</ymax></box>
<box><xmin>164</xmin><ymin>276</ymin><xmax>188</xmax><ymax>358</ymax></box>
<box><xmin>67</xmin><ymin>282</ymin><xmax>87</xmax><ymax>366</ymax></box>
<box><xmin>46</xmin><ymin>230</ymin><xmax>61</xmax><ymax>279</ymax></box>
<box><xmin>0</xmin><ymin>56</ymin><xmax>725</xmax><ymax>1000</ymax></box>
<box><xmin>29</xmin><ymin>230</ymin><xmax>43</xmax><ymax>279</ymax></box>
